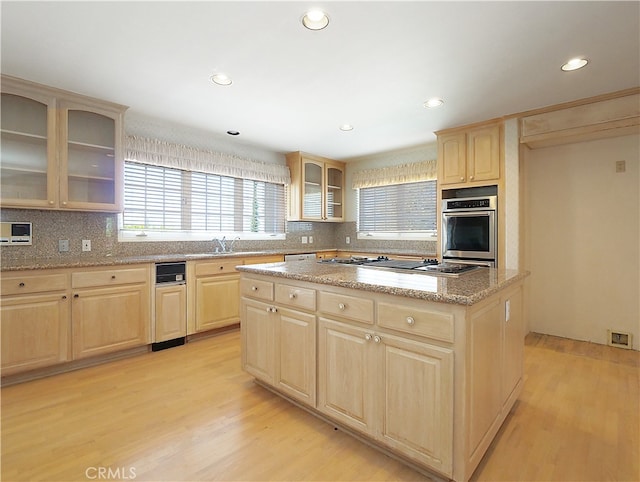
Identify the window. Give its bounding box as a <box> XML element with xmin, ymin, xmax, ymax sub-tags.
<box><xmin>357</xmin><ymin>180</ymin><xmax>437</xmax><ymax>240</ymax></box>
<box><xmin>121</xmin><ymin>161</ymin><xmax>286</xmax><ymax>241</ymax></box>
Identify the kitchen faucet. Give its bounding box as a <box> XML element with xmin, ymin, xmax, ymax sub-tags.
<box><xmin>228</xmin><ymin>236</ymin><xmax>240</xmax><ymax>252</ymax></box>
<box><xmin>213</xmin><ymin>236</ymin><xmax>226</xmax><ymax>253</ymax></box>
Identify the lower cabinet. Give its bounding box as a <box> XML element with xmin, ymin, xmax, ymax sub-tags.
<box><xmin>318</xmin><ymin>317</ymin><xmax>454</xmax><ymax>474</ymax></box>
<box><xmin>1</xmin><ymin>292</ymin><xmax>70</xmax><ymax>375</ymax></box>
<box><xmin>241</xmin><ymin>297</ymin><xmax>316</xmax><ymax>405</ymax></box>
<box><xmin>155</xmin><ymin>283</ymin><xmax>187</xmax><ymax>342</ymax></box>
<box><xmin>71</xmin><ymin>265</ymin><xmax>151</xmax><ymax>360</ymax></box>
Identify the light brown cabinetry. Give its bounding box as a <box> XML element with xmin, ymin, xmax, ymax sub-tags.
<box><xmin>0</xmin><ymin>270</ymin><xmax>70</xmax><ymax>375</ymax></box>
<box><xmin>240</xmin><ymin>271</ymin><xmax>525</xmax><ymax>482</ymax></box>
<box><xmin>318</xmin><ymin>298</ymin><xmax>454</xmax><ymax>475</ymax></box>
<box><xmin>437</xmin><ymin>123</ymin><xmax>501</xmax><ymax>187</ymax></box>
<box><xmin>189</xmin><ymin>255</ymin><xmax>284</xmax><ymax>335</ymax></box>
<box><xmin>241</xmin><ymin>278</ymin><xmax>316</xmax><ymax>405</ymax></box>
<box><xmin>0</xmin><ymin>75</ymin><xmax>127</xmax><ymax>212</ymax></box>
<box><xmin>70</xmin><ymin>265</ymin><xmax>150</xmax><ymax>359</ymax></box>
<box><xmin>286</xmin><ymin>151</ymin><xmax>345</xmax><ymax>222</ymax></box>
<box><xmin>155</xmin><ymin>283</ymin><xmax>187</xmax><ymax>342</ymax></box>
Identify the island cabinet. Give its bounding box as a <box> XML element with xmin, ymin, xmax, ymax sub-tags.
<box><xmin>0</xmin><ymin>269</ymin><xmax>71</xmax><ymax>375</ymax></box>
<box><xmin>239</xmin><ymin>268</ymin><xmax>526</xmax><ymax>482</ymax></box>
<box><xmin>436</xmin><ymin>122</ymin><xmax>502</xmax><ymax>187</ymax></box>
<box><xmin>286</xmin><ymin>151</ymin><xmax>345</xmax><ymax>222</ymax></box>
<box><xmin>0</xmin><ymin>75</ymin><xmax>127</xmax><ymax>212</ymax></box>
<box><xmin>70</xmin><ymin>264</ymin><xmax>151</xmax><ymax>359</ymax></box>
<box><xmin>241</xmin><ymin>277</ymin><xmax>316</xmax><ymax>405</ymax></box>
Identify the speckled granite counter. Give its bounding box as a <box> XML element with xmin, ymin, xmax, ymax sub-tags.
<box><xmin>237</xmin><ymin>260</ymin><xmax>528</xmax><ymax>306</ymax></box>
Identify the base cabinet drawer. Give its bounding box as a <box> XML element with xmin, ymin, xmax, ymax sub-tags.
<box><xmin>275</xmin><ymin>283</ymin><xmax>316</xmax><ymax>311</ymax></box>
<box><xmin>377</xmin><ymin>301</ymin><xmax>454</xmax><ymax>342</ymax></box>
<box><xmin>72</xmin><ymin>266</ymin><xmax>148</xmax><ymax>289</ymax></box>
<box><xmin>318</xmin><ymin>291</ymin><xmax>374</xmax><ymax>324</ymax></box>
<box><xmin>240</xmin><ymin>278</ymin><xmax>274</xmax><ymax>301</ymax></box>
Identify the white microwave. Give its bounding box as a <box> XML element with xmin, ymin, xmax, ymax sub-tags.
<box><xmin>0</xmin><ymin>222</ymin><xmax>33</xmax><ymax>245</ymax></box>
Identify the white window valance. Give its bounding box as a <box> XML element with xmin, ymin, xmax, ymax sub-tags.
<box><xmin>125</xmin><ymin>136</ymin><xmax>290</xmax><ymax>185</ymax></box>
<box><xmin>351</xmin><ymin>159</ymin><xmax>437</xmax><ymax>189</ymax></box>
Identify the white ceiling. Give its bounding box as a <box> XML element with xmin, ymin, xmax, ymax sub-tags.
<box><xmin>2</xmin><ymin>1</ymin><xmax>639</xmax><ymax>161</ymax></box>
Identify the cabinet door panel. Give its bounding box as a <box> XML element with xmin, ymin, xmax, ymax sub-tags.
<box><xmin>277</xmin><ymin>309</ymin><xmax>316</xmax><ymax>405</ymax></box>
<box><xmin>467</xmin><ymin>125</ymin><xmax>500</xmax><ymax>182</ymax></box>
<box><xmin>241</xmin><ymin>299</ymin><xmax>276</xmax><ymax>384</ymax></box>
<box><xmin>502</xmin><ymin>287</ymin><xmax>524</xmax><ymax>404</ymax></box>
<box><xmin>318</xmin><ymin>318</ymin><xmax>375</xmax><ymax>435</ymax></box>
<box><xmin>195</xmin><ymin>274</ymin><xmax>240</xmax><ymax>331</ymax></box>
<box><xmin>155</xmin><ymin>284</ymin><xmax>187</xmax><ymax>342</ymax></box>
<box><xmin>438</xmin><ymin>132</ymin><xmax>467</xmax><ymax>185</ymax></box>
<box><xmin>1</xmin><ymin>293</ymin><xmax>70</xmax><ymax>374</ymax></box>
<box><xmin>72</xmin><ymin>284</ymin><xmax>149</xmax><ymax>359</ymax></box>
<box><xmin>380</xmin><ymin>334</ymin><xmax>453</xmax><ymax>475</ymax></box>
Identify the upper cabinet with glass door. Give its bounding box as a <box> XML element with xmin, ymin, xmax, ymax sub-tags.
<box><xmin>286</xmin><ymin>151</ymin><xmax>345</xmax><ymax>222</ymax></box>
<box><xmin>0</xmin><ymin>75</ymin><xmax>127</xmax><ymax>212</ymax></box>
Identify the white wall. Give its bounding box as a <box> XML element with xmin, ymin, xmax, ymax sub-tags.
<box><xmin>525</xmin><ymin>134</ymin><xmax>639</xmax><ymax>349</ymax></box>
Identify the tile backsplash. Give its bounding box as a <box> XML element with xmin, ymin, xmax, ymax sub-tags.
<box><xmin>0</xmin><ymin>208</ymin><xmax>436</xmax><ymax>263</ymax></box>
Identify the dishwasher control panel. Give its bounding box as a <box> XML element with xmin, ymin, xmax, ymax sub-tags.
<box><xmin>155</xmin><ymin>262</ymin><xmax>186</xmax><ymax>284</ymax></box>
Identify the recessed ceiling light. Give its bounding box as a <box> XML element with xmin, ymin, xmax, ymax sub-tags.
<box><xmin>561</xmin><ymin>58</ymin><xmax>588</xmax><ymax>71</ymax></box>
<box><xmin>424</xmin><ymin>97</ymin><xmax>444</xmax><ymax>108</ymax></box>
<box><xmin>302</xmin><ymin>9</ymin><xmax>329</xmax><ymax>30</ymax></box>
<box><xmin>226</xmin><ymin>130</ymin><xmax>240</xmax><ymax>136</ymax></box>
<box><xmin>211</xmin><ymin>73</ymin><xmax>232</xmax><ymax>85</ymax></box>
<box><xmin>339</xmin><ymin>124</ymin><xmax>354</xmax><ymax>131</ymax></box>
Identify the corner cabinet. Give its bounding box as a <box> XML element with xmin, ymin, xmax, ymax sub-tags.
<box><xmin>437</xmin><ymin>122</ymin><xmax>502</xmax><ymax>187</ymax></box>
<box><xmin>286</xmin><ymin>151</ymin><xmax>345</xmax><ymax>222</ymax></box>
<box><xmin>0</xmin><ymin>75</ymin><xmax>127</xmax><ymax>212</ymax></box>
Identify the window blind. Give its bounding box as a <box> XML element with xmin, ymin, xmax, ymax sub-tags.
<box><xmin>358</xmin><ymin>180</ymin><xmax>437</xmax><ymax>233</ymax></box>
<box><xmin>123</xmin><ymin>161</ymin><xmax>285</xmax><ymax>234</ymax></box>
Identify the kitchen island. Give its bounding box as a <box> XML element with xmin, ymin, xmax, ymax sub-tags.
<box><xmin>237</xmin><ymin>260</ymin><xmax>528</xmax><ymax>482</ymax></box>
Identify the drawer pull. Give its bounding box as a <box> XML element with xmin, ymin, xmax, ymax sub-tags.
<box><xmin>111</xmin><ymin>275</ymin><xmax>116</xmax><ymax>279</ymax></box>
<box><xmin>338</xmin><ymin>303</ymin><xmax>346</xmax><ymax>311</ymax></box>
<box><xmin>219</xmin><ymin>266</ymin><xmax>224</xmax><ymax>270</ymax></box>
<box><xmin>74</xmin><ymin>294</ymin><xmax>79</xmax><ymax>298</ymax></box>
<box><xmin>19</xmin><ymin>282</ymin><xmax>25</xmax><ymax>287</ymax></box>
<box><xmin>406</xmin><ymin>316</ymin><xmax>415</xmax><ymax>325</ymax></box>
<box><xmin>251</xmin><ymin>285</ymin><xmax>258</xmax><ymax>291</ymax></box>
<box><xmin>62</xmin><ymin>295</ymin><xmax>67</xmax><ymax>300</ymax></box>
<box><xmin>365</xmin><ymin>333</ymin><xmax>372</xmax><ymax>341</ymax></box>
<box><xmin>289</xmin><ymin>292</ymin><xmax>297</xmax><ymax>299</ymax></box>
<box><xmin>374</xmin><ymin>335</ymin><xmax>381</xmax><ymax>343</ymax></box>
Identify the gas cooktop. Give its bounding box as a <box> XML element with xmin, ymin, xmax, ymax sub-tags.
<box><xmin>318</xmin><ymin>256</ymin><xmax>480</xmax><ymax>276</ymax></box>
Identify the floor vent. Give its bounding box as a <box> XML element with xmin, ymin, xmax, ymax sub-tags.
<box><xmin>607</xmin><ymin>330</ymin><xmax>632</xmax><ymax>349</ymax></box>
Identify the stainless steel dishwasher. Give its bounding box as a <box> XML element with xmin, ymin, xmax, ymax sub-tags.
<box><xmin>153</xmin><ymin>261</ymin><xmax>187</xmax><ymax>351</ymax></box>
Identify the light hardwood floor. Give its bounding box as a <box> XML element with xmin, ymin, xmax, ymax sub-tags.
<box><xmin>1</xmin><ymin>330</ymin><xmax>638</xmax><ymax>482</ymax></box>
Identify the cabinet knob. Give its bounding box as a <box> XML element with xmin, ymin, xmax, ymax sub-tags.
<box><xmin>365</xmin><ymin>333</ymin><xmax>372</xmax><ymax>341</ymax></box>
<box><xmin>460</xmin><ymin>177</ymin><xmax>464</xmax><ymax>182</ymax></box>
<box><xmin>338</xmin><ymin>303</ymin><xmax>346</xmax><ymax>311</ymax></box>
<box><xmin>373</xmin><ymin>335</ymin><xmax>381</xmax><ymax>344</ymax></box>
<box><xmin>251</xmin><ymin>285</ymin><xmax>258</xmax><ymax>291</ymax></box>
<box><xmin>111</xmin><ymin>275</ymin><xmax>116</xmax><ymax>279</ymax></box>
<box><xmin>48</xmin><ymin>200</ymin><xmax>55</xmax><ymax>205</ymax></box>
<box><xmin>469</xmin><ymin>175</ymin><xmax>474</xmax><ymax>180</ymax></box>
<box><xmin>289</xmin><ymin>292</ymin><xmax>297</xmax><ymax>299</ymax></box>
<box><xmin>74</xmin><ymin>294</ymin><xmax>79</xmax><ymax>298</ymax></box>
<box><xmin>406</xmin><ymin>316</ymin><xmax>415</xmax><ymax>325</ymax></box>
<box><xmin>219</xmin><ymin>266</ymin><xmax>224</xmax><ymax>270</ymax></box>
<box><xmin>61</xmin><ymin>201</ymin><xmax>67</xmax><ymax>206</ymax></box>
<box><xmin>266</xmin><ymin>306</ymin><xmax>278</xmax><ymax>313</ymax></box>
<box><xmin>62</xmin><ymin>295</ymin><xmax>67</xmax><ymax>300</ymax></box>
<box><xmin>18</xmin><ymin>282</ymin><xmax>25</xmax><ymax>287</ymax></box>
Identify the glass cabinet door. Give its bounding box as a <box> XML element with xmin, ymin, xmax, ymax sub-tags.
<box><xmin>59</xmin><ymin>104</ymin><xmax>119</xmax><ymax>209</ymax></box>
<box><xmin>0</xmin><ymin>93</ymin><xmax>57</xmax><ymax>207</ymax></box>
<box><xmin>325</xmin><ymin>164</ymin><xmax>344</xmax><ymax>221</ymax></box>
<box><xmin>302</xmin><ymin>160</ymin><xmax>323</xmax><ymax>219</ymax></box>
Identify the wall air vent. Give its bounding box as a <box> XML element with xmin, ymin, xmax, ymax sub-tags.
<box><xmin>607</xmin><ymin>330</ymin><xmax>632</xmax><ymax>349</ymax></box>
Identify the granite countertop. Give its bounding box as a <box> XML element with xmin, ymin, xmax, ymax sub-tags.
<box><xmin>0</xmin><ymin>249</ymin><xmax>437</xmax><ymax>272</ymax></box>
<box><xmin>237</xmin><ymin>260</ymin><xmax>528</xmax><ymax>306</ymax></box>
